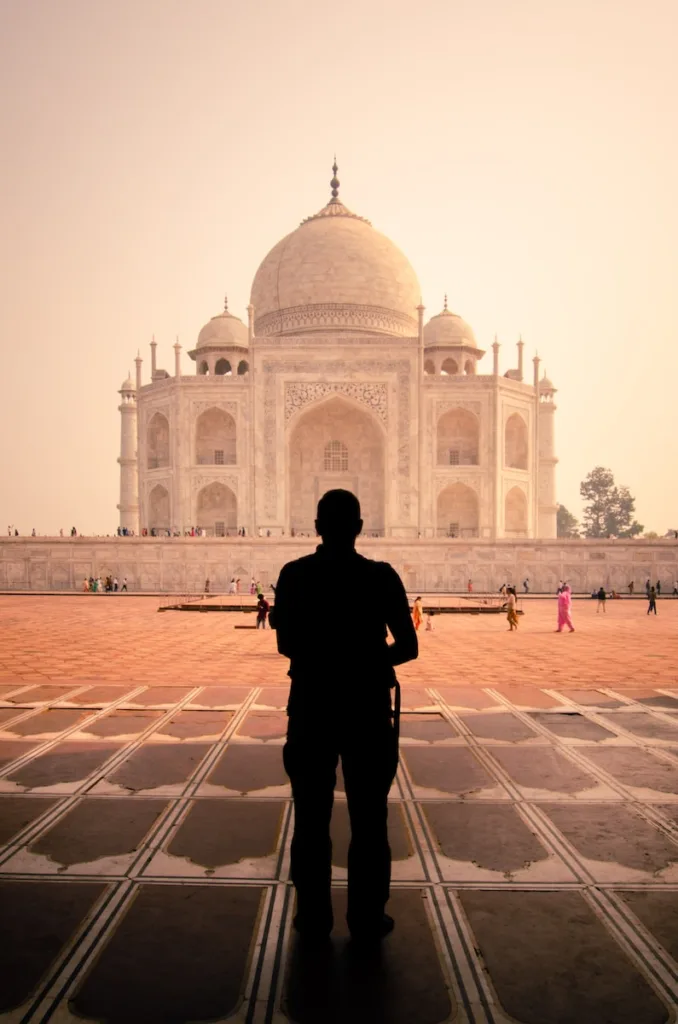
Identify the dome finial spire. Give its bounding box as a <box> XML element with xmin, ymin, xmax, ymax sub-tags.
<box><xmin>330</xmin><ymin>156</ymin><xmax>340</xmax><ymax>201</ymax></box>
<box><xmin>223</xmin><ymin>294</ymin><xmax>228</xmax><ymax>312</ymax></box>
<box><xmin>443</xmin><ymin>293</ymin><xmax>448</xmax><ymax>312</ymax></box>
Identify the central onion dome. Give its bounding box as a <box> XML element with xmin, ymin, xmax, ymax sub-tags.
<box><xmin>250</xmin><ymin>163</ymin><xmax>420</xmax><ymax>337</ymax></box>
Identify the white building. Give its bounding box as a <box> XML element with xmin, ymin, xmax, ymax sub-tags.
<box><xmin>118</xmin><ymin>165</ymin><xmax>558</xmax><ymax>542</ymax></box>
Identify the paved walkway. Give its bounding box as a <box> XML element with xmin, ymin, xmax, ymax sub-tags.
<box><xmin>0</xmin><ymin>597</ymin><xmax>677</xmax><ymax>1022</ymax></box>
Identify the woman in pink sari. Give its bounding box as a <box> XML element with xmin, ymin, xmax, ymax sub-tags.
<box><xmin>556</xmin><ymin>584</ymin><xmax>575</xmax><ymax>632</ymax></box>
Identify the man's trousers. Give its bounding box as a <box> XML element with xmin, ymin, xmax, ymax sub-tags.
<box><xmin>283</xmin><ymin>710</ymin><xmax>398</xmax><ymax>934</ymax></box>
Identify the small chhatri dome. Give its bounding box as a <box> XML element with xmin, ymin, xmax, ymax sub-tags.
<box><xmin>197</xmin><ymin>295</ymin><xmax>248</xmax><ymax>349</ymax></box>
<box><xmin>424</xmin><ymin>298</ymin><xmax>477</xmax><ymax>348</ymax></box>
<box><xmin>120</xmin><ymin>372</ymin><xmax>135</xmax><ymax>392</ymax></box>
<box><xmin>539</xmin><ymin>372</ymin><xmax>556</xmax><ymax>391</ymax></box>
<box><xmin>250</xmin><ymin>161</ymin><xmax>421</xmax><ymax>338</ymax></box>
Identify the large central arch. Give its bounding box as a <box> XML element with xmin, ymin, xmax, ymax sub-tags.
<box><xmin>288</xmin><ymin>396</ymin><xmax>385</xmax><ymax>535</ymax></box>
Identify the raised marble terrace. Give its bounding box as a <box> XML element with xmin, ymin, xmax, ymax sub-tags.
<box><xmin>1</xmin><ymin>595</ymin><xmax>678</xmax><ymax>1023</ymax></box>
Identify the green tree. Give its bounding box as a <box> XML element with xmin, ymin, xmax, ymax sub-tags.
<box><xmin>557</xmin><ymin>504</ymin><xmax>580</xmax><ymax>538</ymax></box>
<box><xmin>580</xmin><ymin>467</ymin><xmax>643</xmax><ymax>538</ymax></box>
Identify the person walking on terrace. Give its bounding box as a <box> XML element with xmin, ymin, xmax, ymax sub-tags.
<box><xmin>597</xmin><ymin>586</ymin><xmax>607</xmax><ymax>613</ymax></box>
<box><xmin>256</xmin><ymin>592</ymin><xmax>270</xmax><ymax>628</ymax></box>
<box><xmin>506</xmin><ymin>587</ymin><xmax>519</xmax><ymax>631</ymax></box>
<box><xmin>412</xmin><ymin>595</ymin><xmax>423</xmax><ymax>631</ymax></box>
<box><xmin>556</xmin><ymin>584</ymin><xmax>575</xmax><ymax>632</ymax></box>
<box><xmin>648</xmin><ymin>586</ymin><xmax>658</xmax><ymax>615</ymax></box>
<box><xmin>271</xmin><ymin>489</ymin><xmax>418</xmax><ymax>942</ymax></box>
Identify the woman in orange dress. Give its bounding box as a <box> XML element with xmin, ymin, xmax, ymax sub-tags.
<box><xmin>412</xmin><ymin>596</ymin><xmax>423</xmax><ymax>631</ymax></box>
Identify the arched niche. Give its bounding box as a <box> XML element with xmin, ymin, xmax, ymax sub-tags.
<box><xmin>424</xmin><ymin>358</ymin><xmax>435</xmax><ymax>376</ymax></box>
<box><xmin>195</xmin><ymin>407</ymin><xmax>236</xmax><ymax>465</ymax></box>
<box><xmin>196</xmin><ymin>482</ymin><xmax>237</xmax><ymax>536</ymax></box>
<box><xmin>437</xmin><ymin>483</ymin><xmax>479</xmax><ymax>538</ymax></box>
<box><xmin>237</xmin><ymin>360</ymin><xmax>249</xmax><ymax>376</ymax></box>
<box><xmin>505</xmin><ymin>413</ymin><xmax>528</xmax><ymax>469</ymax></box>
<box><xmin>215</xmin><ymin>358</ymin><xmax>232</xmax><ymax>376</ymax></box>
<box><xmin>198</xmin><ymin>360</ymin><xmax>209</xmax><ymax>375</ymax></box>
<box><xmin>147</xmin><ymin>412</ymin><xmax>170</xmax><ymax>469</ymax></box>
<box><xmin>149</xmin><ymin>484</ymin><xmax>170</xmax><ymax>531</ymax></box>
<box><xmin>288</xmin><ymin>396</ymin><xmax>385</xmax><ymax>535</ymax></box>
<box><xmin>464</xmin><ymin>359</ymin><xmax>475</xmax><ymax>375</ymax></box>
<box><xmin>437</xmin><ymin>408</ymin><xmax>479</xmax><ymax>466</ymax></box>
<box><xmin>505</xmin><ymin>485</ymin><xmax>528</xmax><ymax>536</ymax></box>
<box><xmin>441</xmin><ymin>357</ymin><xmax>458</xmax><ymax>376</ymax></box>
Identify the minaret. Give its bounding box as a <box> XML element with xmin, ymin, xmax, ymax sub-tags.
<box><xmin>135</xmin><ymin>351</ymin><xmax>143</xmax><ymax>392</ymax></box>
<box><xmin>417</xmin><ymin>300</ymin><xmax>426</xmax><ymax>535</ymax></box>
<box><xmin>117</xmin><ymin>374</ymin><xmax>139</xmax><ymax>534</ymax></box>
<box><xmin>150</xmin><ymin>335</ymin><xmax>157</xmax><ymax>377</ymax></box>
<box><xmin>492</xmin><ymin>335</ymin><xmax>500</xmax><ymax>376</ymax></box>
<box><xmin>537</xmin><ymin>372</ymin><xmax>558</xmax><ymax>538</ymax></box>
<box><xmin>173</xmin><ymin>337</ymin><xmax>182</xmax><ymax>378</ymax></box>
<box><xmin>517</xmin><ymin>336</ymin><xmax>524</xmax><ymax>381</ymax></box>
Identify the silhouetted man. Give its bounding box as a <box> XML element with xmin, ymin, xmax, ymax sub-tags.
<box><xmin>272</xmin><ymin>489</ymin><xmax>418</xmax><ymax>941</ymax></box>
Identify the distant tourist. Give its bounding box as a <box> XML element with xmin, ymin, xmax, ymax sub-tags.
<box><xmin>425</xmin><ymin>610</ymin><xmax>434</xmax><ymax>631</ymax></box>
<box><xmin>499</xmin><ymin>583</ymin><xmax>507</xmax><ymax>597</ymax></box>
<box><xmin>31</xmin><ymin>528</ymin><xmax>36</xmax><ymax>537</ymax></box>
<box><xmin>113</xmin><ymin>577</ymin><xmax>119</xmax><ymax>591</ymax></box>
<box><xmin>645</xmin><ymin>578</ymin><xmax>651</xmax><ymax>597</ymax></box>
<box><xmin>59</xmin><ymin>528</ymin><xmax>63</xmax><ymax>537</ymax></box>
<box><xmin>256</xmin><ymin>593</ymin><xmax>270</xmax><ymax>629</ymax></box>
<box><xmin>628</xmin><ymin>581</ymin><xmax>634</xmax><ymax>595</ymax></box>
<box><xmin>656</xmin><ymin>580</ymin><xmax>662</xmax><ymax>596</ymax></box>
<box><xmin>121</xmin><ymin>577</ymin><xmax>128</xmax><ymax>592</ymax></box>
<box><xmin>256</xmin><ymin>581</ymin><xmax>262</xmax><ymax>597</ymax></box>
<box><xmin>557</xmin><ymin>580</ymin><xmax>564</xmax><ymax>594</ymax></box>
<box><xmin>14</xmin><ymin>529</ymin><xmax>19</xmax><ymax>536</ymax></box>
<box><xmin>648</xmin><ymin>586</ymin><xmax>658</xmax><ymax>615</ymax></box>
<box><xmin>250</xmin><ymin>578</ymin><xmax>256</xmax><ymax>595</ymax></box>
<box><xmin>523</xmin><ymin>578</ymin><xmax>530</xmax><ymax>594</ymax></box>
<box><xmin>673</xmin><ymin>581</ymin><xmax>678</xmax><ymax>596</ymax></box>
<box><xmin>596</xmin><ymin>586</ymin><xmax>606</xmax><ymax>613</ymax></box>
<box><xmin>229</xmin><ymin>577</ymin><xmax>236</xmax><ymax>595</ymax></box>
<box><xmin>506</xmin><ymin>587</ymin><xmax>519</xmax><ymax>631</ymax></box>
<box><xmin>412</xmin><ymin>596</ymin><xmax>423</xmax><ymax>631</ymax></box>
<box><xmin>467</xmin><ymin>578</ymin><xmax>473</xmax><ymax>594</ymax></box>
<box><xmin>82</xmin><ymin>577</ymin><xmax>89</xmax><ymax>592</ymax></box>
<box><xmin>556</xmin><ymin>584</ymin><xmax>575</xmax><ymax>633</ymax></box>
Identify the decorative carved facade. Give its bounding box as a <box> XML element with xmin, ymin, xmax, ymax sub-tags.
<box><xmin>115</xmin><ymin>166</ymin><xmax>559</xmax><ymax>543</ymax></box>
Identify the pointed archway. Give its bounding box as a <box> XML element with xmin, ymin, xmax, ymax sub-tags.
<box><xmin>288</xmin><ymin>396</ymin><xmax>385</xmax><ymax>535</ymax></box>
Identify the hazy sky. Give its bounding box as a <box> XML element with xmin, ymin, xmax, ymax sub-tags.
<box><xmin>1</xmin><ymin>0</ymin><xmax>676</xmax><ymax>535</ymax></box>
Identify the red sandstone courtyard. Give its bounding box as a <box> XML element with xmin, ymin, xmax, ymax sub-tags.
<box><xmin>1</xmin><ymin>595</ymin><xmax>678</xmax><ymax>1022</ymax></box>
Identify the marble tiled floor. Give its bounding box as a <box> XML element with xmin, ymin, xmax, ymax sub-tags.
<box><xmin>1</xmin><ymin>597</ymin><xmax>678</xmax><ymax>1022</ymax></box>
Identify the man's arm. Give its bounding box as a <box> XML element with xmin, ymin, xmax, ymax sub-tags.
<box><xmin>384</xmin><ymin>566</ymin><xmax>418</xmax><ymax>667</ymax></box>
<box><xmin>269</xmin><ymin>563</ymin><xmax>294</xmax><ymax>658</ymax></box>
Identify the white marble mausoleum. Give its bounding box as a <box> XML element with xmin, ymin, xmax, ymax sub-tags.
<box><xmin>118</xmin><ymin>164</ymin><xmax>558</xmax><ymax>543</ymax></box>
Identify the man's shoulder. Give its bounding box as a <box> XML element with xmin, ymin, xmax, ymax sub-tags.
<box><xmin>279</xmin><ymin>552</ymin><xmax>320</xmax><ymax>579</ymax></box>
<box><xmin>355</xmin><ymin>554</ymin><xmax>402</xmax><ymax>583</ymax></box>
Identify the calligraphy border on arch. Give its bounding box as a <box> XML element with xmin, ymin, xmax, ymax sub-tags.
<box><xmin>284</xmin><ymin>382</ymin><xmax>387</xmax><ymax>424</ymax></box>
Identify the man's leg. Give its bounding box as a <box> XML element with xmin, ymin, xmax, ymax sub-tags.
<box><xmin>283</xmin><ymin>718</ymin><xmax>337</xmax><ymax>934</ymax></box>
<box><xmin>342</xmin><ymin>716</ymin><xmax>398</xmax><ymax>936</ymax></box>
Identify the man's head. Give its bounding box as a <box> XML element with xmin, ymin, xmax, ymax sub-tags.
<box><xmin>315</xmin><ymin>489</ymin><xmax>362</xmax><ymax>546</ymax></box>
